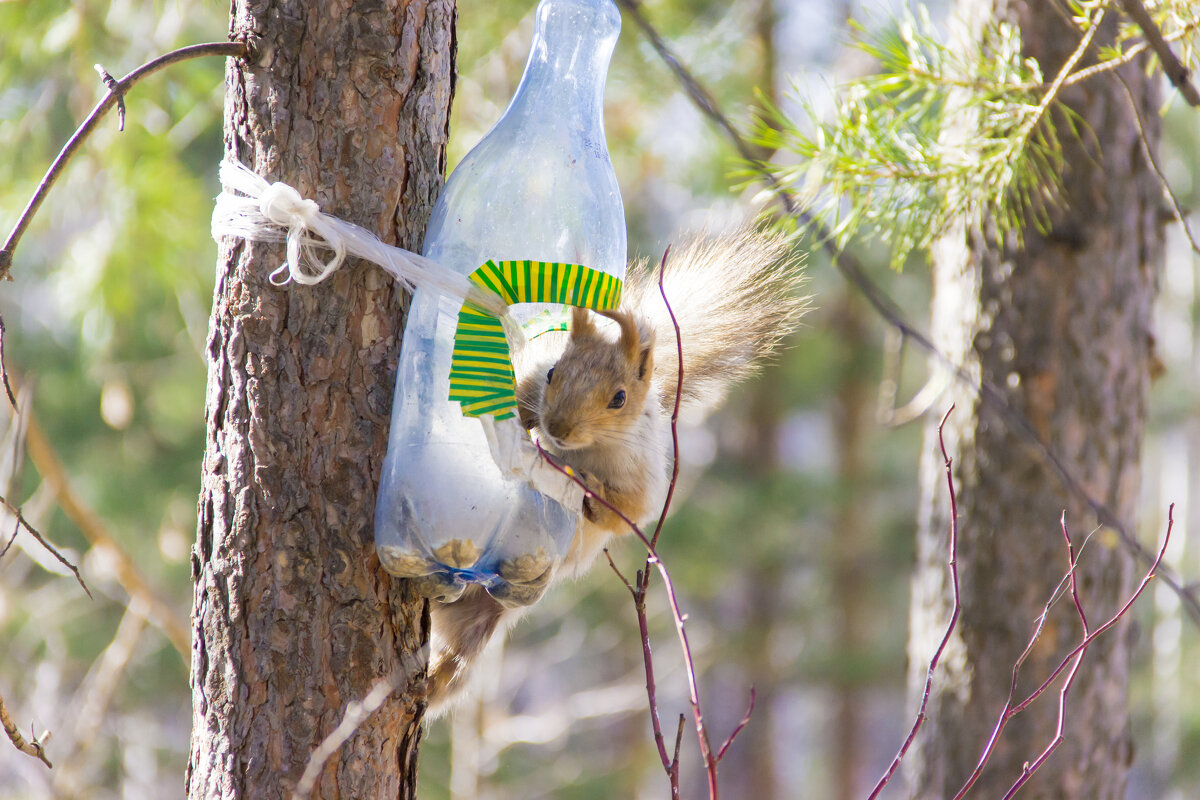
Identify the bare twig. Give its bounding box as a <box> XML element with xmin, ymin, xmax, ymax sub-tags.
<box><xmin>24</xmin><ymin>409</ymin><xmax>189</xmax><ymax>660</ymax></box>
<box><xmin>0</xmin><ymin>40</ymin><xmax>249</xmax><ymax>279</ymax></box>
<box><xmin>541</xmin><ymin>440</ymin><xmax>723</xmax><ymax>796</ymax></box>
<box><xmin>867</xmin><ymin>405</ymin><xmax>959</xmax><ymax>800</ymax></box>
<box><xmin>0</xmin><ymin>688</ymin><xmax>52</xmax><ymax>768</ymax></box>
<box><xmin>0</xmin><ymin>515</ymin><xmax>18</xmax><ymax>558</ymax></box>
<box><xmin>0</xmin><ymin>494</ymin><xmax>90</xmax><ymax>597</ymax></box>
<box><xmin>0</xmin><ymin>316</ymin><xmax>16</xmax><ymax>411</ymax></box>
<box><xmin>949</xmin><ymin>505</ymin><xmax>1173</xmax><ymax>800</ymax></box>
<box><xmin>946</xmin><ymin>524</ymin><xmax>1084</xmax><ymax>797</ymax></box>
<box><xmin>92</xmin><ymin>65</ymin><xmax>127</xmax><ymax>131</ymax></box>
<box><xmin>1117</xmin><ymin>72</ymin><xmax>1200</xmax><ymax>255</ymax></box>
<box><xmin>715</xmin><ymin>687</ymin><xmax>756</xmax><ymax>762</ymax></box>
<box><xmin>604</xmin><ymin>551</ymin><xmax>679</xmax><ymax>794</ymax></box>
<box><xmin>650</xmin><ymin>244</ymin><xmax>682</xmax><ymax>551</ymax></box>
<box><xmin>538</xmin><ymin>247</ymin><xmax>753</xmax><ymax>798</ymax></box>
<box><xmin>617</xmin><ymin>0</ymin><xmax>1200</xmax><ymax>628</ymax></box>
<box><xmin>994</xmin><ymin>516</ymin><xmax>1092</xmax><ymax>800</ymax></box>
<box><xmin>1117</xmin><ymin>0</ymin><xmax>1200</xmax><ymax>107</ymax></box>
<box><xmin>603</xmin><ymin>547</ymin><xmax>636</xmax><ymax>595</ymax></box>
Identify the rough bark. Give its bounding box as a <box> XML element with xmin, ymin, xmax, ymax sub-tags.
<box><xmin>906</xmin><ymin>4</ymin><xmax>1162</xmax><ymax>799</ymax></box>
<box><xmin>188</xmin><ymin>1</ymin><xmax>456</xmax><ymax>798</ymax></box>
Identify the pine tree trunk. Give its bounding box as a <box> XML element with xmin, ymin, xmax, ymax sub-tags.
<box><xmin>906</xmin><ymin>4</ymin><xmax>1162</xmax><ymax>798</ymax></box>
<box><xmin>187</xmin><ymin>1</ymin><xmax>456</xmax><ymax>797</ymax></box>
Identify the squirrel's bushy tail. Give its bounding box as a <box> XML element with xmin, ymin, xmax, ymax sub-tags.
<box><xmin>426</xmin><ymin>586</ymin><xmax>509</xmax><ymax>715</ymax></box>
<box><xmin>623</xmin><ymin>228</ymin><xmax>808</xmax><ymax>413</ymax></box>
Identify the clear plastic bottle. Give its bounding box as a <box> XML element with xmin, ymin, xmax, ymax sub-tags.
<box><xmin>374</xmin><ymin>0</ymin><xmax>626</xmax><ymax>608</ymax></box>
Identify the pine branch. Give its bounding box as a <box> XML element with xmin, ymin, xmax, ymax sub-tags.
<box><xmin>1117</xmin><ymin>0</ymin><xmax>1200</xmax><ymax>106</ymax></box>
<box><xmin>616</xmin><ymin>0</ymin><xmax>1200</xmax><ymax>631</ymax></box>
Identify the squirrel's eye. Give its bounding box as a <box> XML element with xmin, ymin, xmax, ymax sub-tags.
<box><xmin>546</xmin><ymin>366</ymin><xmax>555</xmax><ymax>384</ymax></box>
<box><xmin>608</xmin><ymin>389</ymin><xmax>626</xmax><ymax>409</ymax></box>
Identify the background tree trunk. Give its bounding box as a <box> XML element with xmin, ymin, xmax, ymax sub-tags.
<box><xmin>906</xmin><ymin>3</ymin><xmax>1162</xmax><ymax>798</ymax></box>
<box><xmin>187</xmin><ymin>1</ymin><xmax>456</xmax><ymax>797</ymax></box>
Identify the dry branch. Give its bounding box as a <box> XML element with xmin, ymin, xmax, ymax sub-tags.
<box><xmin>867</xmin><ymin>406</ymin><xmax>959</xmax><ymax>799</ymax></box>
<box><xmin>0</xmin><ymin>688</ymin><xmax>52</xmax><ymax>768</ymax></box>
<box><xmin>862</xmin><ymin>409</ymin><xmax>1175</xmax><ymax>797</ymax></box>
<box><xmin>1117</xmin><ymin>72</ymin><xmax>1200</xmax><ymax>256</ymax></box>
<box><xmin>0</xmin><ymin>516</ymin><xmax>18</xmax><ymax>558</ymax></box>
<box><xmin>1117</xmin><ymin>0</ymin><xmax>1200</xmax><ymax>107</ymax></box>
<box><xmin>949</xmin><ymin>506</ymin><xmax>1172</xmax><ymax>799</ymax></box>
<box><xmin>0</xmin><ymin>494</ymin><xmax>90</xmax><ymax>597</ymax></box>
<box><xmin>0</xmin><ymin>40</ymin><xmax>249</xmax><ymax>279</ymax></box>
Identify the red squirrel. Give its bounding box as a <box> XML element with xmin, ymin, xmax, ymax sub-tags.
<box><xmin>426</xmin><ymin>228</ymin><xmax>808</xmax><ymax>711</ymax></box>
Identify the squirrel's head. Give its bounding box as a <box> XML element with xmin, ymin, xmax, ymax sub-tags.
<box><xmin>537</xmin><ymin>306</ymin><xmax>655</xmax><ymax>451</ymax></box>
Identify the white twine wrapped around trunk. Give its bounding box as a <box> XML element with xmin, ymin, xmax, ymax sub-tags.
<box><xmin>209</xmin><ymin>158</ymin><xmax>581</xmax><ymax>513</ymax></box>
<box><xmin>211</xmin><ymin>159</ymin><xmax>511</xmax><ymax>319</ymax></box>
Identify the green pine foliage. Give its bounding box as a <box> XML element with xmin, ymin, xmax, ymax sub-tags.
<box><xmin>756</xmin><ymin>1</ymin><xmax>1198</xmax><ymax>269</ymax></box>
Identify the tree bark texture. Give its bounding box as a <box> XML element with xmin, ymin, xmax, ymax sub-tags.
<box><xmin>906</xmin><ymin>4</ymin><xmax>1162</xmax><ymax>799</ymax></box>
<box><xmin>188</xmin><ymin>2</ymin><xmax>456</xmax><ymax>797</ymax></box>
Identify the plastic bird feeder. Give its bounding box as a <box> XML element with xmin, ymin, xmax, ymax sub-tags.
<box><xmin>374</xmin><ymin>0</ymin><xmax>627</xmax><ymax>607</ymax></box>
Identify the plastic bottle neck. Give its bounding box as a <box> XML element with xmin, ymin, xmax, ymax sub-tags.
<box><xmin>504</xmin><ymin>0</ymin><xmax>620</xmax><ymax>127</ymax></box>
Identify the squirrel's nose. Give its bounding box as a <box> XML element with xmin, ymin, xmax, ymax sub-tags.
<box><xmin>546</xmin><ymin>418</ymin><xmax>573</xmax><ymax>442</ymax></box>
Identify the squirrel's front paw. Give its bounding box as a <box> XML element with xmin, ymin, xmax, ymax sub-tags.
<box><xmin>575</xmin><ymin>470</ymin><xmax>609</xmax><ymax>523</ymax></box>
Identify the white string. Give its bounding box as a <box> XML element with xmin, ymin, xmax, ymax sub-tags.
<box><xmin>210</xmin><ymin>160</ymin><xmax>571</xmax><ymax>508</ymax></box>
<box><xmin>211</xmin><ymin>159</ymin><xmax>510</xmax><ymax>318</ymax></box>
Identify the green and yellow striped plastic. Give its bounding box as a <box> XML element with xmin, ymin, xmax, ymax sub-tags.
<box><xmin>450</xmin><ymin>259</ymin><xmax>622</xmax><ymax>419</ymax></box>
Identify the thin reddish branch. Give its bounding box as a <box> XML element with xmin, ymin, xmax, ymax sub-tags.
<box><xmin>0</xmin><ymin>516</ymin><xmax>18</xmax><ymax>559</ymax></box>
<box><xmin>537</xmin><ymin>245</ymin><xmax>753</xmax><ymax>798</ymax></box>
<box><xmin>996</xmin><ymin>507</ymin><xmax>1172</xmax><ymax>798</ymax></box>
<box><xmin>1011</xmin><ymin>512</ymin><xmax>1170</xmax><ymax>716</ymax></box>
<box><xmin>948</xmin><ymin>507</ymin><xmax>1174</xmax><ymax>799</ymax></box>
<box><xmin>949</xmin><ymin>526</ymin><xmax>1082</xmax><ymax>798</ymax></box>
<box><xmin>0</xmin><ymin>317</ymin><xmax>16</xmax><ymax>411</ymax></box>
<box><xmin>867</xmin><ymin>405</ymin><xmax>959</xmax><ymax>800</ymax></box>
<box><xmin>993</xmin><ymin>516</ymin><xmax>1091</xmax><ymax>799</ymax></box>
<box><xmin>603</xmin><ymin>548</ymin><xmax>637</xmax><ymax>596</ymax></box>
<box><xmin>716</xmin><ymin>687</ymin><xmax>756</xmax><ymax>762</ymax></box>
<box><xmin>540</xmin><ymin>434</ymin><xmax>729</xmax><ymax>798</ymax></box>
<box><xmin>1061</xmin><ymin>513</ymin><xmax>1090</xmax><ymax>635</ymax></box>
<box><xmin>650</xmin><ymin>244</ymin><xmax>682</xmax><ymax>550</ymax></box>
<box><xmin>604</xmin><ymin>551</ymin><xmax>678</xmax><ymax>795</ymax></box>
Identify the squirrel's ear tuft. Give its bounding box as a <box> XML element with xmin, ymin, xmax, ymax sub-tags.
<box><xmin>570</xmin><ymin>306</ymin><xmax>595</xmax><ymax>340</ymax></box>
<box><xmin>598</xmin><ymin>309</ymin><xmax>643</xmax><ymax>363</ymax></box>
<box><xmin>636</xmin><ymin>318</ymin><xmax>655</xmax><ymax>380</ymax></box>
<box><xmin>637</xmin><ymin>346</ymin><xmax>653</xmax><ymax>380</ymax></box>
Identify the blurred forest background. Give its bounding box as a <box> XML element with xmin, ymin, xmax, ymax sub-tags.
<box><xmin>1</xmin><ymin>0</ymin><xmax>1197</xmax><ymax>798</ymax></box>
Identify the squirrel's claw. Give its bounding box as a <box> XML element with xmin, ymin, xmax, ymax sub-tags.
<box><xmin>576</xmin><ymin>470</ymin><xmax>609</xmax><ymax>522</ymax></box>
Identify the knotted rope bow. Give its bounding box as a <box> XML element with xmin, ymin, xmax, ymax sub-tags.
<box><xmin>211</xmin><ymin>159</ymin><xmax>509</xmax><ymax>316</ymax></box>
